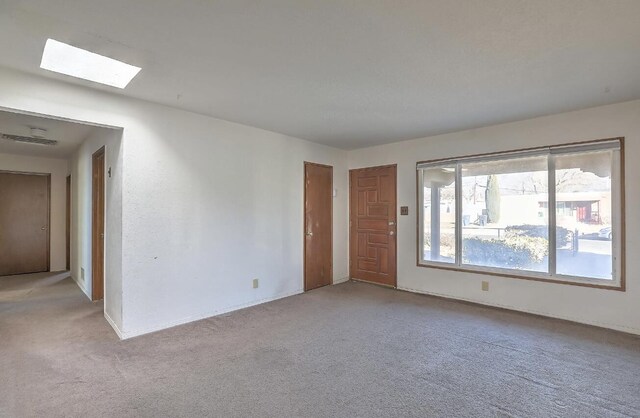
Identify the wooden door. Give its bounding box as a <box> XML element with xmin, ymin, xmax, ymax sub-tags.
<box><xmin>349</xmin><ymin>165</ymin><xmax>397</xmax><ymax>287</ymax></box>
<box><xmin>304</xmin><ymin>162</ymin><xmax>333</xmax><ymax>291</ymax></box>
<box><xmin>0</xmin><ymin>171</ymin><xmax>50</xmax><ymax>276</ymax></box>
<box><xmin>92</xmin><ymin>148</ymin><xmax>105</xmax><ymax>301</ymax></box>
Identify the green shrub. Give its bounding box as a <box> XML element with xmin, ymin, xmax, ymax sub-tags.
<box><xmin>463</xmin><ymin>235</ymin><xmax>548</xmax><ymax>269</ymax></box>
<box><xmin>429</xmin><ymin>224</ymin><xmax>571</xmax><ymax>268</ymax></box>
<box><xmin>505</xmin><ymin>224</ymin><xmax>571</xmax><ymax>247</ymax></box>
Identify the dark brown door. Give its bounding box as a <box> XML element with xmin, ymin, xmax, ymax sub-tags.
<box><xmin>0</xmin><ymin>171</ymin><xmax>50</xmax><ymax>276</ymax></box>
<box><xmin>304</xmin><ymin>162</ymin><xmax>332</xmax><ymax>291</ymax></box>
<box><xmin>66</xmin><ymin>175</ymin><xmax>71</xmax><ymax>271</ymax></box>
<box><xmin>92</xmin><ymin>148</ymin><xmax>105</xmax><ymax>301</ymax></box>
<box><xmin>349</xmin><ymin>165</ymin><xmax>397</xmax><ymax>287</ymax></box>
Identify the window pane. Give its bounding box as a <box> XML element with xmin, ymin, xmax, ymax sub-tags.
<box><xmin>554</xmin><ymin>150</ymin><xmax>614</xmax><ymax>280</ymax></box>
<box><xmin>461</xmin><ymin>156</ymin><xmax>549</xmax><ymax>272</ymax></box>
<box><xmin>422</xmin><ymin>166</ymin><xmax>456</xmax><ymax>263</ymax></box>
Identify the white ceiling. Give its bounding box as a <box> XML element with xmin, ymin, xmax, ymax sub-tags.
<box><xmin>0</xmin><ymin>110</ymin><xmax>97</xmax><ymax>158</ymax></box>
<box><xmin>0</xmin><ymin>1</ymin><xmax>639</xmax><ymax>149</ymax></box>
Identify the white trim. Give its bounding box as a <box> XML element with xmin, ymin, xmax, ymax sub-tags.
<box><xmin>611</xmin><ymin>150</ymin><xmax>623</xmax><ymax>281</ymax></box>
<box><xmin>333</xmin><ymin>276</ymin><xmax>350</xmax><ymax>284</ymax></box>
<box><xmin>119</xmin><ymin>289</ymin><xmax>303</xmax><ymax>340</ymax></box>
<box><xmin>0</xmin><ymin>105</ymin><xmax>124</xmax><ymax>130</ymax></box>
<box><xmin>548</xmin><ymin>155</ymin><xmax>557</xmax><ymax>275</ymax></box>
<box><xmin>104</xmin><ymin>311</ymin><xmax>124</xmax><ymax>339</ymax></box>
<box><xmin>397</xmin><ymin>285</ymin><xmax>640</xmax><ymax>336</ymax></box>
<box><xmin>454</xmin><ymin>163</ymin><xmax>462</xmax><ymax>265</ymax></box>
<box><xmin>417</xmin><ymin>170</ymin><xmax>425</xmax><ymax>264</ymax></box>
<box><xmin>416</xmin><ymin>139</ymin><xmax>620</xmax><ymax>169</ymax></box>
<box><xmin>70</xmin><ymin>273</ymin><xmax>92</xmax><ymax>300</ymax></box>
<box><xmin>416</xmin><ymin>262</ymin><xmax>620</xmax><ymax>288</ymax></box>
<box><xmin>417</xmin><ymin>148</ymin><xmax>549</xmax><ymax>168</ymax></box>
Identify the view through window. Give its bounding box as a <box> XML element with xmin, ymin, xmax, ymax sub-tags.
<box><xmin>418</xmin><ymin>139</ymin><xmax>622</xmax><ymax>286</ymax></box>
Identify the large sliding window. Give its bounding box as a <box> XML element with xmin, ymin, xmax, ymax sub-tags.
<box><xmin>417</xmin><ymin>138</ymin><xmax>624</xmax><ymax>289</ymax></box>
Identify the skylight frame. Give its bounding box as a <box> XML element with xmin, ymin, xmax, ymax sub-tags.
<box><xmin>40</xmin><ymin>39</ymin><xmax>141</xmax><ymax>89</ymax></box>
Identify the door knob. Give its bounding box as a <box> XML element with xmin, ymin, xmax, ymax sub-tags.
<box><xmin>41</xmin><ymin>226</ymin><xmax>46</xmax><ymax>230</ymax></box>
<box><xmin>388</xmin><ymin>221</ymin><xmax>395</xmax><ymax>226</ymax></box>
<box><xmin>306</xmin><ymin>231</ymin><xmax>313</xmax><ymax>236</ymax></box>
<box><xmin>389</xmin><ymin>231</ymin><xmax>394</xmax><ymax>236</ymax></box>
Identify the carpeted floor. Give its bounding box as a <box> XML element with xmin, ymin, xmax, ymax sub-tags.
<box><xmin>1</xmin><ymin>272</ymin><xmax>639</xmax><ymax>418</ymax></box>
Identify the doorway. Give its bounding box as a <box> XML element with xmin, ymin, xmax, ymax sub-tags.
<box><xmin>0</xmin><ymin>171</ymin><xmax>50</xmax><ymax>276</ymax></box>
<box><xmin>91</xmin><ymin>147</ymin><xmax>105</xmax><ymax>301</ymax></box>
<box><xmin>304</xmin><ymin>162</ymin><xmax>333</xmax><ymax>291</ymax></box>
<box><xmin>349</xmin><ymin>165</ymin><xmax>397</xmax><ymax>287</ymax></box>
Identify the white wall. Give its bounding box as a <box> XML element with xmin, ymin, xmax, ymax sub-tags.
<box><xmin>120</xmin><ymin>106</ymin><xmax>348</xmax><ymax>338</ymax></box>
<box><xmin>0</xmin><ymin>67</ymin><xmax>348</xmax><ymax>339</ymax></box>
<box><xmin>4</xmin><ymin>65</ymin><xmax>635</xmax><ymax>338</ymax></box>
<box><xmin>68</xmin><ymin>128</ymin><xmax>123</xmax><ymax>331</ymax></box>
<box><xmin>0</xmin><ymin>152</ymin><xmax>68</xmax><ymax>271</ymax></box>
<box><xmin>349</xmin><ymin>100</ymin><xmax>640</xmax><ymax>335</ymax></box>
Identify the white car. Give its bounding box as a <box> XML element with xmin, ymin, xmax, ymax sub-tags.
<box><xmin>598</xmin><ymin>226</ymin><xmax>612</xmax><ymax>240</ymax></box>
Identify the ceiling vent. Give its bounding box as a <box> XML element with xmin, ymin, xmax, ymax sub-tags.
<box><xmin>1</xmin><ymin>133</ymin><xmax>58</xmax><ymax>146</ymax></box>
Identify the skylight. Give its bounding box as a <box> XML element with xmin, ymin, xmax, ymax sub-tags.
<box><xmin>40</xmin><ymin>39</ymin><xmax>141</xmax><ymax>89</ymax></box>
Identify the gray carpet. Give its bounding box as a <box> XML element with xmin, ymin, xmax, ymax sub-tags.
<box><xmin>1</xmin><ymin>272</ymin><xmax>639</xmax><ymax>418</ymax></box>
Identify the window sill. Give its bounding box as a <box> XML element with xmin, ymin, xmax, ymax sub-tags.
<box><xmin>416</xmin><ymin>261</ymin><xmax>624</xmax><ymax>291</ymax></box>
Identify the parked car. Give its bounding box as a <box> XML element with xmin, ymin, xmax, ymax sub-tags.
<box><xmin>598</xmin><ymin>226</ymin><xmax>612</xmax><ymax>240</ymax></box>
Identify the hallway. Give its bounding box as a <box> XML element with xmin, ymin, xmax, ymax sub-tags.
<box><xmin>0</xmin><ymin>272</ymin><xmax>116</xmax><ymax>416</ymax></box>
<box><xmin>0</xmin><ymin>272</ymin><xmax>110</xmax><ymax>340</ymax></box>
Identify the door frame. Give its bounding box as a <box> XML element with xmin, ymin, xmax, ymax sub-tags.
<box><xmin>91</xmin><ymin>147</ymin><xmax>105</xmax><ymax>301</ymax></box>
<box><xmin>0</xmin><ymin>169</ymin><xmax>51</xmax><ymax>274</ymax></box>
<box><xmin>303</xmin><ymin>161</ymin><xmax>333</xmax><ymax>291</ymax></box>
<box><xmin>66</xmin><ymin>174</ymin><xmax>71</xmax><ymax>271</ymax></box>
<box><xmin>349</xmin><ymin>164</ymin><xmax>398</xmax><ymax>288</ymax></box>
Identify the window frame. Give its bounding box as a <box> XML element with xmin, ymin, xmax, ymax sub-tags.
<box><xmin>416</xmin><ymin>137</ymin><xmax>625</xmax><ymax>291</ymax></box>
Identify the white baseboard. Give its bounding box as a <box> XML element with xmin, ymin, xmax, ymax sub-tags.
<box><xmin>119</xmin><ymin>289</ymin><xmax>303</xmax><ymax>340</ymax></box>
<box><xmin>397</xmin><ymin>285</ymin><xmax>640</xmax><ymax>336</ymax></box>
<box><xmin>333</xmin><ymin>276</ymin><xmax>350</xmax><ymax>284</ymax></box>
<box><xmin>70</xmin><ymin>274</ymin><xmax>91</xmax><ymax>301</ymax></box>
<box><xmin>104</xmin><ymin>311</ymin><xmax>124</xmax><ymax>339</ymax></box>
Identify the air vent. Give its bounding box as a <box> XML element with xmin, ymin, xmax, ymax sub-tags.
<box><xmin>1</xmin><ymin>133</ymin><xmax>58</xmax><ymax>146</ymax></box>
